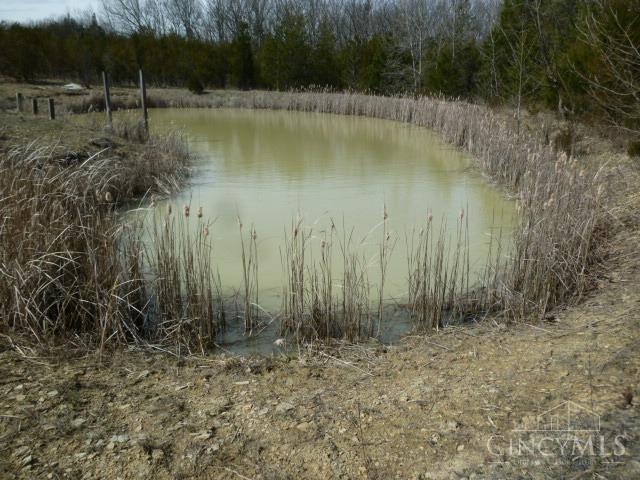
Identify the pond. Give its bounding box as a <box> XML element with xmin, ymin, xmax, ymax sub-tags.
<box><xmin>147</xmin><ymin>108</ymin><xmax>516</xmax><ymax>351</ymax></box>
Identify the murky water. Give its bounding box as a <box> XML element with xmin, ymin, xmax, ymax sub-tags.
<box><xmin>145</xmin><ymin>108</ymin><xmax>516</xmax><ymax>349</ymax></box>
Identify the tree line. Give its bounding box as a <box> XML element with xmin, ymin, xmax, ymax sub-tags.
<box><xmin>0</xmin><ymin>0</ymin><xmax>638</xmax><ymax>134</ymax></box>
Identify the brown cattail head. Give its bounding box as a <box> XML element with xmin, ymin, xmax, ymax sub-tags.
<box><xmin>184</xmin><ymin>205</ymin><xmax>190</xmax><ymax>217</ymax></box>
<box><xmin>197</xmin><ymin>206</ymin><xmax>203</xmax><ymax>218</ymax></box>
<box><xmin>203</xmin><ymin>226</ymin><xmax>209</xmax><ymax>237</ymax></box>
<box><xmin>427</xmin><ymin>212</ymin><xmax>433</xmax><ymax>223</ymax></box>
<box><xmin>459</xmin><ymin>208</ymin><xmax>465</xmax><ymax>221</ymax></box>
<box><xmin>167</xmin><ymin>204</ymin><xmax>172</xmax><ymax>215</ymax></box>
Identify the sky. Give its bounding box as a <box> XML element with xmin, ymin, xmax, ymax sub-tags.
<box><xmin>0</xmin><ymin>0</ymin><xmax>100</xmax><ymax>24</ymax></box>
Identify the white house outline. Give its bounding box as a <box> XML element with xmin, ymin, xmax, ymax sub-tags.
<box><xmin>514</xmin><ymin>401</ymin><xmax>601</xmax><ymax>432</ymax></box>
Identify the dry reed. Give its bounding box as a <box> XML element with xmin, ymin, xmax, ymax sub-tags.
<box><xmin>2</xmin><ymin>88</ymin><xmax>609</xmax><ymax>349</ymax></box>
<box><xmin>147</xmin><ymin>204</ymin><xmax>224</xmax><ymax>354</ymax></box>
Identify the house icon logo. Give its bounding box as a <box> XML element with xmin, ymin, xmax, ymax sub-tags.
<box><xmin>515</xmin><ymin>401</ymin><xmax>600</xmax><ymax>433</ymax></box>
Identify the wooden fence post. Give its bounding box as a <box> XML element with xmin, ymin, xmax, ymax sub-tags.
<box><xmin>32</xmin><ymin>98</ymin><xmax>38</xmax><ymax>115</ymax></box>
<box><xmin>102</xmin><ymin>71</ymin><xmax>112</xmax><ymax>126</ymax></box>
<box><xmin>16</xmin><ymin>93</ymin><xmax>23</xmax><ymax>112</ymax></box>
<box><xmin>139</xmin><ymin>69</ymin><xmax>148</xmax><ymax>133</ymax></box>
<box><xmin>48</xmin><ymin>98</ymin><xmax>55</xmax><ymax>120</ymax></box>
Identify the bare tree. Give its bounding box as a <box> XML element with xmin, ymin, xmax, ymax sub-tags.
<box><xmin>102</xmin><ymin>0</ymin><xmax>152</xmax><ymax>33</ymax></box>
<box><xmin>394</xmin><ymin>0</ymin><xmax>434</xmax><ymax>93</ymax></box>
<box><xmin>578</xmin><ymin>1</ymin><xmax>640</xmax><ymax>135</ymax></box>
<box><xmin>164</xmin><ymin>0</ymin><xmax>203</xmax><ymax>38</ymax></box>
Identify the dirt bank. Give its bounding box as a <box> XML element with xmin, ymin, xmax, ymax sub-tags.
<box><xmin>2</xmin><ymin>183</ymin><xmax>639</xmax><ymax>479</ymax></box>
<box><xmin>1</xmin><ymin>242</ymin><xmax>639</xmax><ymax>479</ymax></box>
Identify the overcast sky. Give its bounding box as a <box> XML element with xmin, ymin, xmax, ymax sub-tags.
<box><xmin>0</xmin><ymin>0</ymin><xmax>100</xmax><ymax>23</ymax></box>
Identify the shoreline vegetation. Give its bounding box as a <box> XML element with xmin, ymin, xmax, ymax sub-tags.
<box><xmin>1</xmin><ymin>87</ymin><xmax>610</xmax><ymax>353</ymax></box>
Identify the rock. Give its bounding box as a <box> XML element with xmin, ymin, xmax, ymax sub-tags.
<box><xmin>443</xmin><ymin>420</ymin><xmax>459</xmax><ymax>432</ymax></box>
<box><xmin>151</xmin><ymin>449</ymin><xmax>165</xmax><ymax>462</ymax></box>
<box><xmin>191</xmin><ymin>430</ymin><xmax>212</xmax><ymax>441</ymax></box>
<box><xmin>109</xmin><ymin>434</ymin><xmax>129</xmax><ymax>443</ymax></box>
<box><xmin>90</xmin><ymin>138</ymin><xmax>118</xmax><ymax>149</ymax></box>
<box><xmin>63</xmin><ymin>83</ymin><xmax>84</xmax><ymax>91</ymax></box>
<box><xmin>21</xmin><ymin>455</ymin><xmax>33</xmax><ymax>466</ymax></box>
<box><xmin>47</xmin><ymin>390</ymin><xmax>59</xmax><ymax>397</ymax></box>
<box><xmin>457</xmin><ymin>444</ymin><xmax>465</xmax><ymax>452</ymax></box>
<box><xmin>275</xmin><ymin>402</ymin><xmax>295</xmax><ymax>414</ymax></box>
<box><xmin>136</xmin><ymin>370</ymin><xmax>150</xmax><ymax>380</ymax></box>
<box><xmin>15</xmin><ymin>394</ymin><xmax>26</xmax><ymax>402</ymax></box>
<box><xmin>13</xmin><ymin>446</ymin><xmax>30</xmax><ymax>458</ymax></box>
<box><xmin>206</xmin><ymin>443</ymin><xmax>220</xmax><ymax>454</ymax></box>
<box><xmin>71</xmin><ymin>418</ymin><xmax>86</xmax><ymax>428</ymax></box>
<box><xmin>296</xmin><ymin>421</ymin><xmax>314</xmax><ymax>432</ymax></box>
<box><xmin>106</xmin><ymin>442</ymin><xmax>115</xmax><ymax>451</ymax></box>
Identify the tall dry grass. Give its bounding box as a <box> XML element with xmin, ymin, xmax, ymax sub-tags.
<box><xmin>2</xmin><ymin>88</ymin><xmax>608</xmax><ymax>348</ymax></box>
<box><xmin>207</xmin><ymin>90</ymin><xmax>605</xmax><ymax>334</ymax></box>
<box><xmin>0</xmin><ymin>143</ymin><xmax>147</xmax><ymax>348</ymax></box>
<box><xmin>147</xmin><ymin>204</ymin><xmax>224</xmax><ymax>354</ymax></box>
<box><xmin>0</xmin><ymin>134</ymin><xmax>209</xmax><ymax>351</ymax></box>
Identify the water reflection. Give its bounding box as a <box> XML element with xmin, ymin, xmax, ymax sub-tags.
<box><xmin>149</xmin><ymin>108</ymin><xmax>516</xmax><ymax>312</ymax></box>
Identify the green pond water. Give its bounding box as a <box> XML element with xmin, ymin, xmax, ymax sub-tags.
<box><xmin>143</xmin><ymin>108</ymin><xmax>516</xmax><ymax>349</ymax></box>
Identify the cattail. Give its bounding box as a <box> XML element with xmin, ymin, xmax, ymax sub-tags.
<box><xmin>167</xmin><ymin>204</ymin><xmax>172</xmax><ymax>215</ymax></box>
<box><xmin>203</xmin><ymin>226</ymin><xmax>209</xmax><ymax>237</ymax></box>
<box><xmin>197</xmin><ymin>206</ymin><xmax>203</xmax><ymax>218</ymax></box>
<box><xmin>459</xmin><ymin>208</ymin><xmax>464</xmax><ymax>221</ymax></box>
<box><xmin>383</xmin><ymin>205</ymin><xmax>388</xmax><ymax>220</ymax></box>
<box><xmin>184</xmin><ymin>205</ymin><xmax>190</xmax><ymax>217</ymax></box>
<box><xmin>427</xmin><ymin>212</ymin><xmax>433</xmax><ymax>223</ymax></box>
